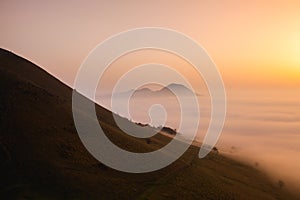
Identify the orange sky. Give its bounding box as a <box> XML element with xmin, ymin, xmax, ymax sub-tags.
<box><xmin>1</xmin><ymin>0</ymin><xmax>300</xmax><ymax>89</ymax></box>
<box><xmin>1</xmin><ymin>1</ymin><xmax>300</xmax><ymax>188</ymax></box>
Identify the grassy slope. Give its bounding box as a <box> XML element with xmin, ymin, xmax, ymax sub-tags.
<box><xmin>0</xmin><ymin>48</ymin><xmax>298</xmax><ymax>199</ymax></box>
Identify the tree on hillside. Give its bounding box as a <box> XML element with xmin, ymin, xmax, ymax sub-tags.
<box><xmin>146</xmin><ymin>138</ymin><xmax>151</xmax><ymax>144</ymax></box>
<box><xmin>212</xmin><ymin>146</ymin><xmax>219</xmax><ymax>154</ymax></box>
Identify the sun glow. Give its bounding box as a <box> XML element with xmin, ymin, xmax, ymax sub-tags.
<box><xmin>289</xmin><ymin>43</ymin><xmax>300</xmax><ymax>67</ymax></box>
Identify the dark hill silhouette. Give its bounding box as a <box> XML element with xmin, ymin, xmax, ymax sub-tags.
<box><xmin>0</xmin><ymin>48</ymin><xmax>297</xmax><ymax>199</ymax></box>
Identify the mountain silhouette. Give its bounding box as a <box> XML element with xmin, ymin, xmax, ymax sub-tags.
<box><xmin>0</xmin><ymin>48</ymin><xmax>297</xmax><ymax>199</ymax></box>
<box><xmin>110</xmin><ymin>83</ymin><xmax>200</xmax><ymax>99</ymax></box>
<box><xmin>158</xmin><ymin>83</ymin><xmax>196</xmax><ymax>96</ymax></box>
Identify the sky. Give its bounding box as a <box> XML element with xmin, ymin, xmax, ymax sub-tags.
<box><xmin>1</xmin><ymin>0</ymin><xmax>300</xmax><ymax>191</ymax></box>
<box><xmin>1</xmin><ymin>0</ymin><xmax>300</xmax><ymax>89</ymax></box>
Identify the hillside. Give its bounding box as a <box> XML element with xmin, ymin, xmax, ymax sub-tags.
<box><xmin>0</xmin><ymin>48</ymin><xmax>297</xmax><ymax>199</ymax></box>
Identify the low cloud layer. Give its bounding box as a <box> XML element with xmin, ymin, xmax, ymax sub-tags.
<box><xmin>98</xmin><ymin>88</ymin><xmax>300</xmax><ymax>191</ymax></box>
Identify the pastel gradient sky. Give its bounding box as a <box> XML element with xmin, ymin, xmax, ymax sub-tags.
<box><xmin>1</xmin><ymin>1</ymin><xmax>300</xmax><ymax>190</ymax></box>
<box><xmin>1</xmin><ymin>0</ymin><xmax>300</xmax><ymax>89</ymax></box>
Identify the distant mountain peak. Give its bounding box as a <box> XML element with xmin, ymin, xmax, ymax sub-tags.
<box><xmin>136</xmin><ymin>87</ymin><xmax>153</xmax><ymax>92</ymax></box>
<box><xmin>109</xmin><ymin>83</ymin><xmax>201</xmax><ymax>98</ymax></box>
<box><xmin>158</xmin><ymin>83</ymin><xmax>196</xmax><ymax>96</ymax></box>
<box><xmin>166</xmin><ymin>83</ymin><xmax>189</xmax><ymax>88</ymax></box>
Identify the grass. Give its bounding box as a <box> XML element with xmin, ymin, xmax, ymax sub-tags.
<box><xmin>0</xmin><ymin>48</ymin><xmax>298</xmax><ymax>199</ymax></box>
